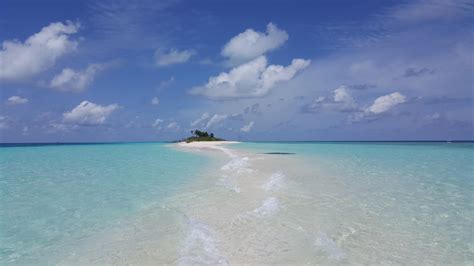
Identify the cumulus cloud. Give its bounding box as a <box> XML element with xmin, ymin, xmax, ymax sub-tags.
<box><xmin>349</xmin><ymin>92</ymin><xmax>407</xmax><ymax>122</ymax></box>
<box><xmin>222</xmin><ymin>23</ymin><xmax>288</xmax><ymax>64</ymax></box>
<box><xmin>0</xmin><ymin>21</ymin><xmax>80</xmax><ymax>81</ymax></box>
<box><xmin>152</xmin><ymin>118</ymin><xmax>164</xmax><ymax>129</ymax></box>
<box><xmin>240</xmin><ymin>121</ymin><xmax>255</xmax><ymax>132</ymax></box>
<box><xmin>166</xmin><ymin>121</ymin><xmax>180</xmax><ymax>130</ymax></box>
<box><xmin>6</xmin><ymin>96</ymin><xmax>29</xmax><ymax>105</ymax></box>
<box><xmin>49</xmin><ymin>63</ymin><xmax>108</xmax><ymax>92</ymax></box>
<box><xmin>334</xmin><ymin>86</ymin><xmax>354</xmax><ymax>103</ymax></box>
<box><xmin>151</xmin><ymin>119</ymin><xmax>180</xmax><ymax>131</ymax></box>
<box><xmin>154</xmin><ymin>48</ymin><xmax>195</xmax><ymax>66</ymax></box>
<box><xmin>191</xmin><ymin>56</ymin><xmax>310</xmax><ymax>99</ymax></box>
<box><xmin>366</xmin><ymin>92</ymin><xmax>407</xmax><ymax>114</ymax></box>
<box><xmin>151</xmin><ymin>97</ymin><xmax>160</xmax><ymax>105</ymax></box>
<box><xmin>304</xmin><ymin>86</ymin><xmax>357</xmax><ymax>112</ymax></box>
<box><xmin>190</xmin><ymin>112</ymin><xmax>210</xmax><ymax>127</ymax></box>
<box><xmin>63</xmin><ymin>101</ymin><xmax>119</xmax><ymax>125</ymax></box>
<box><xmin>303</xmin><ymin>87</ymin><xmax>407</xmax><ymax>124</ymax></box>
<box><xmin>206</xmin><ymin>114</ymin><xmax>228</xmax><ymax>128</ymax></box>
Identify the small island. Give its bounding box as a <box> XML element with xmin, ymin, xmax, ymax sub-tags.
<box><xmin>180</xmin><ymin>130</ymin><xmax>224</xmax><ymax>143</ymax></box>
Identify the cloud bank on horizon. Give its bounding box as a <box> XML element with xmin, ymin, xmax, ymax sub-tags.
<box><xmin>0</xmin><ymin>0</ymin><xmax>472</xmax><ymax>142</ymax></box>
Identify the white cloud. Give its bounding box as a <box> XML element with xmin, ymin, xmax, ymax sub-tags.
<box><xmin>428</xmin><ymin>112</ymin><xmax>441</xmax><ymax>120</ymax></box>
<box><xmin>46</xmin><ymin>123</ymin><xmax>78</xmax><ymax>133</ymax></box>
<box><xmin>6</xmin><ymin>96</ymin><xmax>29</xmax><ymax>105</ymax></box>
<box><xmin>152</xmin><ymin>118</ymin><xmax>164</xmax><ymax>129</ymax></box>
<box><xmin>63</xmin><ymin>101</ymin><xmax>119</xmax><ymax>125</ymax></box>
<box><xmin>22</xmin><ymin>126</ymin><xmax>29</xmax><ymax>136</ymax></box>
<box><xmin>304</xmin><ymin>88</ymin><xmax>407</xmax><ymax>123</ymax></box>
<box><xmin>49</xmin><ymin>63</ymin><xmax>106</xmax><ymax>92</ymax></box>
<box><xmin>157</xmin><ymin>76</ymin><xmax>175</xmax><ymax>90</ymax></box>
<box><xmin>367</xmin><ymin>92</ymin><xmax>407</xmax><ymax>114</ymax></box>
<box><xmin>240</xmin><ymin>121</ymin><xmax>255</xmax><ymax>132</ymax></box>
<box><xmin>389</xmin><ymin>0</ymin><xmax>474</xmax><ymax>24</ymax></box>
<box><xmin>154</xmin><ymin>48</ymin><xmax>195</xmax><ymax>66</ymax></box>
<box><xmin>0</xmin><ymin>21</ymin><xmax>80</xmax><ymax>81</ymax></box>
<box><xmin>305</xmin><ymin>86</ymin><xmax>357</xmax><ymax>112</ymax></box>
<box><xmin>348</xmin><ymin>92</ymin><xmax>408</xmax><ymax>123</ymax></box>
<box><xmin>151</xmin><ymin>97</ymin><xmax>160</xmax><ymax>105</ymax></box>
<box><xmin>206</xmin><ymin>114</ymin><xmax>228</xmax><ymax>129</ymax></box>
<box><xmin>191</xmin><ymin>56</ymin><xmax>310</xmax><ymax>99</ymax></box>
<box><xmin>334</xmin><ymin>86</ymin><xmax>354</xmax><ymax>104</ymax></box>
<box><xmin>222</xmin><ymin>23</ymin><xmax>288</xmax><ymax>64</ymax></box>
<box><xmin>261</xmin><ymin>58</ymin><xmax>311</xmax><ymax>90</ymax></box>
<box><xmin>190</xmin><ymin>112</ymin><xmax>210</xmax><ymax>127</ymax></box>
<box><xmin>0</xmin><ymin>116</ymin><xmax>9</xmax><ymax>129</ymax></box>
<box><xmin>166</xmin><ymin>122</ymin><xmax>180</xmax><ymax>130</ymax></box>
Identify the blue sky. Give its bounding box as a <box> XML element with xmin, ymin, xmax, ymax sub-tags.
<box><xmin>0</xmin><ymin>0</ymin><xmax>473</xmax><ymax>142</ymax></box>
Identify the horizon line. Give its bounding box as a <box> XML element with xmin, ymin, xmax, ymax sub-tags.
<box><xmin>1</xmin><ymin>140</ymin><xmax>473</xmax><ymax>146</ymax></box>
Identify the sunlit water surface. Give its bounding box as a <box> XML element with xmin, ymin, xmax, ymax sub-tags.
<box><xmin>1</xmin><ymin>142</ymin><xmax>473</xmax><ymax>264</ymax></box>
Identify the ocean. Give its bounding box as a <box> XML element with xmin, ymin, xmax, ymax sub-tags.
<box><xmin>0</xmin><ymin>143</ymin><xmax>211</xmax><ymax>265</ymax></box>
<box><xmin>0</xmin><ymin>142</ymin><xmax>473</xmax><ymax>264</ymax></box>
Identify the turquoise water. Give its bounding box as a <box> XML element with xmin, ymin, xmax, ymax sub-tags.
<box><xmin>1</xmin><ymin>142</ymin><xmax>473</xmax><ymax>264</ymax></box>
<box><xmin>237</xmin><ymin>141</ymin><xmax>474</xmax><ymax>188</ymax></box>
<box><xmin>0</xmin><ymin>143</ymin><xmax>210</xmax><ymax>265</ymax></box>
<box><xmin>235</xmin><ymin>141</ymin><xmax>474</xmax><ymax>263</ymax></box>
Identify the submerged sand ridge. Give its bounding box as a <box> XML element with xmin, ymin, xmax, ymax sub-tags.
<box><xmin>171</xmin><ymin>141</ymin><xmax>346</xmax><ymax>264</ymax></box>
<box><xmin>58</xmin><ymin>141</ymin><xmax>471</xmax><ymax>265</ymax></box>
<box><xmin>59</xmin><ymin>141</ymin><xmax>322</xmax><ymax>264</ymax></box>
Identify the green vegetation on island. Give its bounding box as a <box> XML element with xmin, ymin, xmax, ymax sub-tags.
<box><xmin>180</xmin><ymin>130</ymin><xmax>224</xmax><ymax>143</ymax></box>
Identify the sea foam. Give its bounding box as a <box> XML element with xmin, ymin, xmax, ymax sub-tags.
<box><xmin>179</xmin><ymin>219</ymin><xmax>228</xmax><ymax>265</ymax></box>
<box><xmin>220</xmin><ymin>157</ymin><xmax>252</xmax><ymax>173</ymax></box>
<box><xmin>262</xmin><ymin>171</ymin><xmax>286</xmax><ymax>191</ymax></box>
<box><xmin>212</xmin><ymin>146</ymin><xmax>237</xmax><ymax>158</ymax></box>
<box><xmin>215</xmin><ymin>145</ymin><xmax>254</xmax><ymax>194</ymax></box>
<box><xmin>217</xmin><ymin>175</ymin><xmax>241</xmax><ymax>193</ymax></box>
<box><xmin>314</xmin><ymin>231</ymin><xmax>346</xmax><ymax>260</ymax></box>
<box><xmin>251</xmin><ymin>197</ymin><xmax>280</xmax><ymax>216</ymax></box>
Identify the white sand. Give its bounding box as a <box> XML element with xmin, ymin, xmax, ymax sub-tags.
<box><xmin>61</xmin><ymin>141</ymin><xmax>323</xmax><ymax>264</ymax></box>
<box><xmin>173</xmin><ymin>141</ymin><xmax>241</xmax><ymax>158</ymax></box>
<box><xmin>178</xmin><ymin>140</ymin><xmax>240</xmax><ymax>145</ymax></box>
<box><xmin>166</xmin><ymin>141</ymin><xmax>325</xmax><ymax>264</ymax></box>
<box><xmin>58</xmin><ymin>142</ymin><xmax>469</xmax><ymax>265</ymax></box>
<box><xmin>175</xmin><ymin>141</ymin><xmax>240</xmax><ymax>149</ymax></box>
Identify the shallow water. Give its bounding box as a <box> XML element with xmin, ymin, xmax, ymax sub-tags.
<box><xmin>1</xmin><ymin>142</ymin><xmax>473</xmax><ymax>264</ymax></box>
<box><xmin>0</xmin><ymin>143</ymin><xmax>210</xmax><ymax>265</ymax></box>
<box><xmin>235</xmin><ymin>142</ymin><xmax>474</xmax><ymax>264</ymax></box>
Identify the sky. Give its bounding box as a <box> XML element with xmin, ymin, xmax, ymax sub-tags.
<box><xmin>0</xmin><ymin>0</ymin><xmax>473</xmax><ymax>142</ymax></box>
